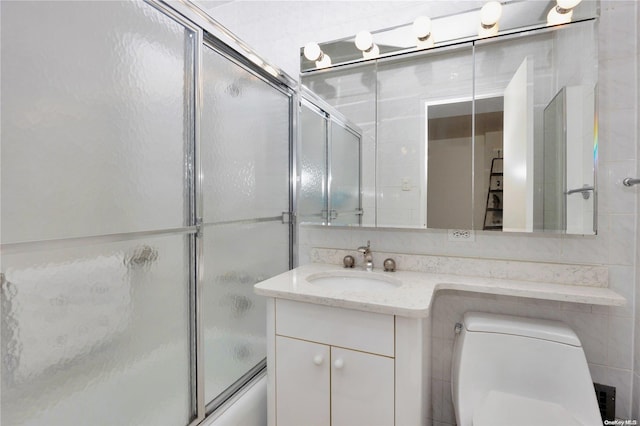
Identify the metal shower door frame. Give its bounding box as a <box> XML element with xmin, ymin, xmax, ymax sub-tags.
<box><xmin>147</xmin><ymin>1</ymin><xmax>296</xmax><ymax>425</ymax></box>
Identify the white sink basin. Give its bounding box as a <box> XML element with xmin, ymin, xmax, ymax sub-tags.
<box><xmin>307</xmin><ymin>272</ymin><xmax>401</xmax><ymax>291</ymax></box>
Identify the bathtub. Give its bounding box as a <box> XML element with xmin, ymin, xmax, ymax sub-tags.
<box><xmin>204</xmin><ymin>372</ymin><xmax>267</xmax><ymax>426</ymax></box>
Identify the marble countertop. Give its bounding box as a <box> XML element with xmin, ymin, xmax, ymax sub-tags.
<box><xmin>254</xmin><ymin>263</ymin><xmax>626</xmax><ymax>318</ymax></box>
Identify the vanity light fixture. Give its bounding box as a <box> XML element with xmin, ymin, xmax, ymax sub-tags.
<box><xmin>413</xmin><ymin>16</ymin><xmax>434</xmax><ymax>48</ymax></box>
<box><xmin>354</xmin><ymin>30</ymin><xmax>373</xmax><ymax>51</ymax></box>
<box><xmin>303</xmin><ymin>42</ymin><xmax>322</xmax><ymax>61</ymax></box>
<box><xmin>547</xmin><ymin>0</ymin><xmax>583</xmax><ymax>25</ymax></box>
<box><xmin>315</xmin><ymin>53</ymin><xmax>332</xmax><ymax>68</ymax></box>
<box><xmin>304</xmin><ymin>41</ymin><xmax>331</xmax><ymax>68</ymax></box>
<box><xmin>478</xmin><ymin>1</ymin><xmax>503</xmax><ymax>37</ymax></box>
<box><xmin>354</xmin><ymin>30</ymin><xmax>379</xmax><ymax>59</ymax></box>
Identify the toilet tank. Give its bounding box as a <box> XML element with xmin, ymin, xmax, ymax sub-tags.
<box><xmin>451</xmin><ymin>312</ymin><xmax>601</xmax><ymax>426</ymax></box>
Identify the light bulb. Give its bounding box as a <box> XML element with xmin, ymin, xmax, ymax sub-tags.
<box><xmin>316</xmin><ymin>54</ymin><xmax>332</xmax><ymax>69</ymax></box>
<box><xmin>412</xmin><ymin>16</ymin><xmax>432</xmax><ymax>40</ymax></box>
<box><xmin>480</xmin><ymin>1</ymin><xmax>503</xmax><ymax>26</ymax></box>
<box><xmin>355</xmin><ymin>31</ymin><xmax>374</xmax><ymax>52</ymax></box>
<box><xmin>362</xmin><ymin>43</ymin><xmax>380</xmax><ymax>59</ymax></box>
<box><xmin>478</xmin><ymin>23</ymin><xmax>499</xmax><ymax>37</ymax></box>
<box><xmin>303</xmin><ymin>42</ymin><xmax>322</xmax><ymax>62</ymax></box>
<box><xmin>557</xmin><ymin>0</ymin><xmax>582</xmax><ymax>10</ymax></box>
<box><xmin>547</xmin><ymin>5</ymin><xmax>573</xmax><ymax>25</ymax></box>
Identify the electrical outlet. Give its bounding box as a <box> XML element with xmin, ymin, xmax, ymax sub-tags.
<box><xmin>448</xmin><ymin>229</ymin><xmax>475</xmax><ymax>242</ymax></box>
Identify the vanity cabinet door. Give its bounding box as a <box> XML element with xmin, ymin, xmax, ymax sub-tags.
<box><xmin>331</xmin><ymin>347</ymin><xmax>395</xmax><ymax>426</ymax></box>
<box><xmin>275</xmin><ymin>336</ymin><xmax>330</xmax><ymax>426</ymax></box>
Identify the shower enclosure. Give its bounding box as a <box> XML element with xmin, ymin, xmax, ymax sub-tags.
<box><xmin>0</xmin><ymin>1</ymin><xmax>293</xmax><ymax>425</ymax></box>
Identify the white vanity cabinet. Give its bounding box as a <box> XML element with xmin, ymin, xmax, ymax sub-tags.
<box><xmin>267</xmin><ymin>298</ymin><xmax>429</xmax><ymax>426</ymax></box>
<box><xmin>330</xmin><ymin>346</ymin><xmax>394</xmax><ymax>426</ymax></box>
<box><xmin>275</xmin><ymin>336</ymin><xmax>330</xmax><ymax>426</ymax></box>
<box><xmin>275</xmin><ymin>336</ymin><xmax>394</xmax><ymax>426</ymax></box>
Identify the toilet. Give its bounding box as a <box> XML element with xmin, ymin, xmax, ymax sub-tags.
<box><xmin>451</xmin><ymin>312</ymin><xmax>602</xmax><ymax>426</ymax></box>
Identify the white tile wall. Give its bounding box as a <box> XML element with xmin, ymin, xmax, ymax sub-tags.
<box><xmin>201</xmin><ymin>0</ymin><xmax>639</xmax><ymax>422</ymax></box>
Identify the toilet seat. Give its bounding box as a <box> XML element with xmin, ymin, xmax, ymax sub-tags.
<box><xmin>472</xmin><ymin>391</ymin><xmax>584</xmax><ymax>426</ymax></box>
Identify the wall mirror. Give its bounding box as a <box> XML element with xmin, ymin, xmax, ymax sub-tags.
<box><xmin>299</xmin><ymin>18</ymin><xmax>598</xmax><ymax>235</ymax></box>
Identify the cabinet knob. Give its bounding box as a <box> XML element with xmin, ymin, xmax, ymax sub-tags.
<box><xmin>334</xmin><ymin>358</ymin><xmax>344</xmax><ymax>369</ymax></box>
<box><xmin>313</xmin><ymin>355</ymin><xmax>324</xmax><ymax>366</ymax></box>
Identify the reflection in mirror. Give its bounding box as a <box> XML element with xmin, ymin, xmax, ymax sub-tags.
<box><xmin>375</xmin><ymin>45</ymin><xmax>473</xmax><ymax>228</ymax></box>
<box><xmin>298</xmin><ymin>96</ymin><xmax>363</xmax><ymax>227</ymax></box>
<box><xmin>543</xmin><ymin>86</ymin><xmax>596</xmax><ymax>234</ymax></box>
<box><xmin>298</xmin><ymin>102</ymin><xmax>327</xmax><ymax>224</ymax></box>
<box><xmin>426</xmin><ymin>98</ymin><xmax>504</xmax><ymax>230</ymax></box>
<box><xmin>474</xmin><ymin>21</ymin><xmax>597</xmax><ymax>234</ymax></box>
<box><xmin>301</xmin><ymin>20</ymin><xmax>597</xmax><ymax>235</ymax></box>
<box><xmin>543</xmin><ymin>89</ymin><xmax>566</xmax><ymax>232</ymax></box>
<box><xmin>329</xmin><ymin>122</ymin><xmax>362</xmax><ymax>226</ymax></box>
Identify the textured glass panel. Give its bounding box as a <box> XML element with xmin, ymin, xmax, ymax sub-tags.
<box><xmin>302</xmin><ymin>65</ymin><xmax>376</xmax><ymax>227</ymax></box>
<box><xmin>330</xmin><ymin>122</ymin><xmax>360</xmax><ymax>226</ymax></box>
<box><xmin>202</xmin><ymin>221</ymin><xmax>289</xmax><ymax>403</ymax></box>
<box><xmin>1</xmin><ymin>1</ymin><xmax>191</xmax><ymax>244</ymax></box>
<box><xmin>201</xmin><ymin>47</ymin><xmax>290</xmax><ymax>223</ymax></box>
<box><xmin>1</xmin><ymin>235</ymin><xmax>191</xmax><ymax>426</ymax></box>
<box><xmin>376</xmin><ymin>47</ymin><xmax>473</xmax><ymax>229</ymax></box>
<box><xmin>299</xmin><ymin>104</ymin><xmax>328</xmax><ymax>224</ymax></box>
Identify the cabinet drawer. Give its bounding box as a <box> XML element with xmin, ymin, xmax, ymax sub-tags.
<box><xmin>275</xmin><ymin>299</ymin><xmax>394</xmax><ymax>357</ymax></box>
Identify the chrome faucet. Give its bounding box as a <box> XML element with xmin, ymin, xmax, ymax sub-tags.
<box><xmin>357</xmin><ymin>240</ymin><xmax>374</xmax><ymax>271</ymax></box>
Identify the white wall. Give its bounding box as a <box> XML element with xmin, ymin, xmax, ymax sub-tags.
<box><xmin>203</xmin><ymin>0</ymin><xmax>639</xmax><ymax>422</ymax></box>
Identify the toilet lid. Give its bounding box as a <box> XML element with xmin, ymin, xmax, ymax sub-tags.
<box><xmin>473</xmin><ymin>391</ymin><xmax>584</xmax><ymax>426</ymax></box>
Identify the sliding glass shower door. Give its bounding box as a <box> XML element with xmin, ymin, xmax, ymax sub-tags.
<box><xmin>1</xmin><ymin>1</ymin><xmax>294</xmax><ymax>425</ymax></box>
<box><xmin>1</xmin><ymin>1</ymin><xmax>195</xmax><ymax>424</ymax></box>
<box><xmin>200</xmin><ymin>43</ymin><xmax>292</xmax><ymax>410</ymax></box>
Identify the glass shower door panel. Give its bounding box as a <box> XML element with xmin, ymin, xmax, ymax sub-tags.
<box><xmin>201</xmin><ymin>47</ymin><xmax>290</xmax><ymax>223</ymax></box>
<box><xmin>299</xmin><ymin>103</ymin><xmax>328</xmax><ymax>224</ymax></box>
<box><xmin>201</xmin><ymin>222</ymin><xmax>289</xmax><ymax>402</ymax></box>
<box><xmin>200</xmin><ymin>45</ymin><xmax>291</xmax><ymax>405</ymax></box>
<box><xmin>1</xmin><ymin>1</ymin><xmax>192</xmax><ymax>244</ymax></box>
<box><xmin>330</xmin><ymin>123</ymin><xmax>360</xmax><ymax>226</ymax></box>
<box><xmin>1</xmin><ymin>235</ymin><xmax>191</xmax><ymax>426</ymax></box>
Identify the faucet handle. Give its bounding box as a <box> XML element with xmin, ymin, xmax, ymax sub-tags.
<box><xmin>357</xmin><ymin>240</ymin><xmax>371</xmax><ymax>253</ymax></box>
<box><xmin>343</xmin><ymin>255</ymin><xmax>355</xmax><ymax>268</ymax></box>
<box><xmin>383</xmin><ymin>258</ymin><xmax>396</xmax><ymax>272</ymax></box>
